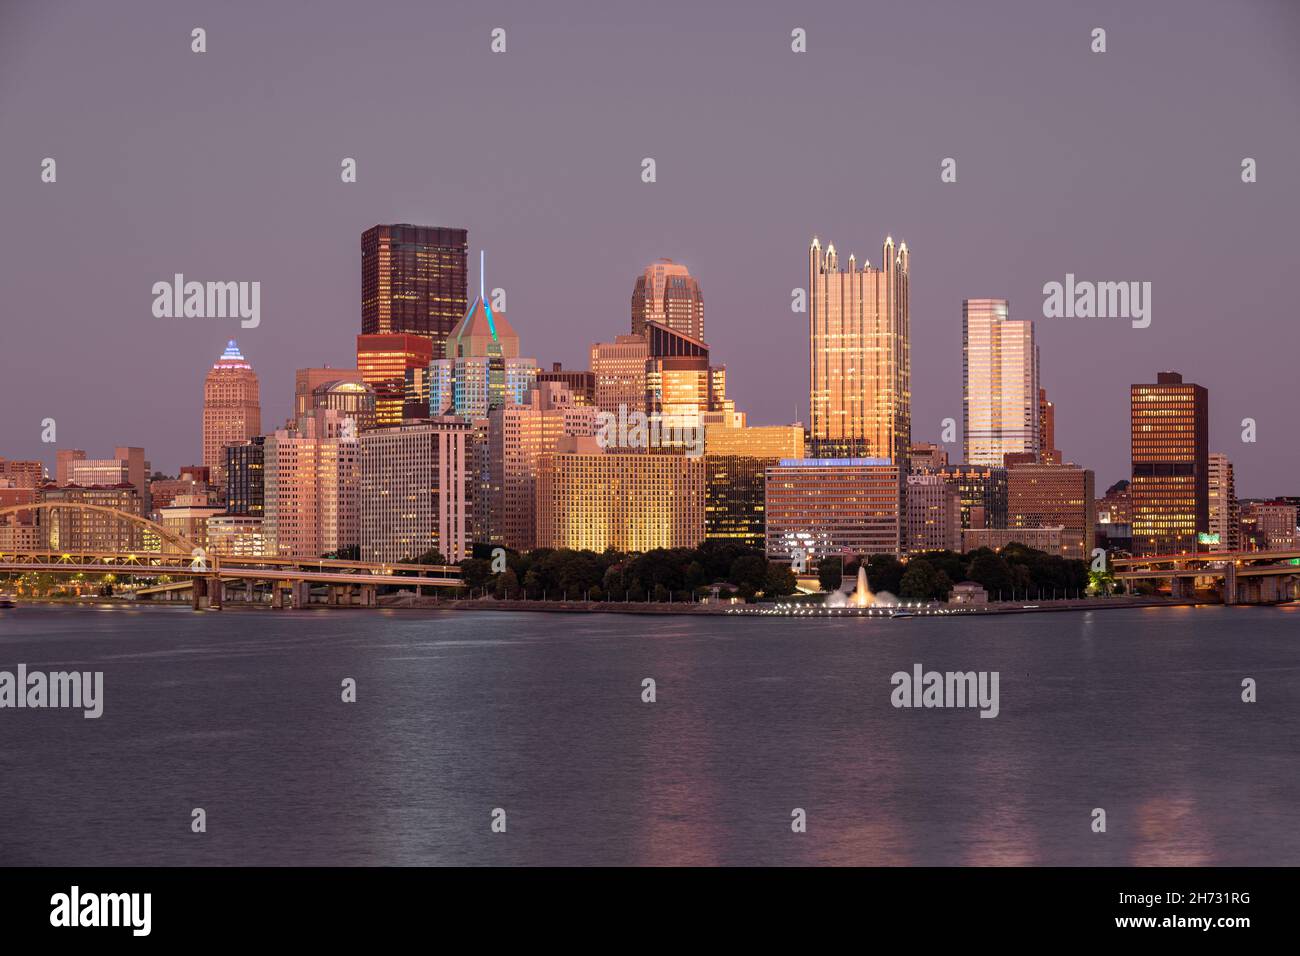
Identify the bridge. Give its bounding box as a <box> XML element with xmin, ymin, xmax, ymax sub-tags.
<box><xmin>1111</xmin><ymin>548</ymin><xmax>1300</xmax><ymax>605</ymax></box>
<box><xmin>0</xmin><ymin>502</ymin><xmax>463</xmax><ymax>609</ymax></box>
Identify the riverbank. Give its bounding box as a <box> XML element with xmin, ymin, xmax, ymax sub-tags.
<box><xmin>5</xmin><ymin>594</ymin><xmax>1277</xmax><ymax>616</ymax></box>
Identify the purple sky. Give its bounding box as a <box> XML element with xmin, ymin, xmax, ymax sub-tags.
<box><xmin>2</xmin><ymin>0</ymin><xmax>1298</xmax><ymax>496</ymax></box>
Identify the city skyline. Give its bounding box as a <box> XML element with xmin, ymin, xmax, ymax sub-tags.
<box><xmin>2</xmin><ymin>0</ymin><xmax>1297</xmax><ymax>497</ymax></box>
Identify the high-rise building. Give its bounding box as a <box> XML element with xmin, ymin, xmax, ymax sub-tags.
<box><xmin>40</xmin><ymin>484</ymin><xmax>145</xmax><ymax>552</ymax></box>
<box><xmin>631</xmin><ymin>259</ymin><xmax>705</xmax><ymax>341</ymax></box>
<box><xmin>1039</xmin><ymin>388</ymin><xmax>1061</xmax><ymax>464</ymax></box>
<box><xmin>150</xmin><ymin>466</ymin><xmax>213</xmax><ymax>512</ymax></box>
<box><xmin>591</xmin><ymin>334</ymin><xmax>650</xmax><ymax>415</ymax></box>
<box><xmin>263</xmin><ymin>410</ymin><xmax>360</xmax><ymax>559</ymax></box>
<box><xmin>69</xmin><ymin>447</ymin><xmax>152</xmax><ymax>513</ymax></box>
<box><xmin>224</xmin><ymin>437</ymin><xmax>266</xmax><ymax>517</ymax></box>
<box><xmin>361</xmin><ymin>224</ymin><xmax>468</xmax><ymax>356</ymax></box>
<box><xmin>487</xmin><ymin>382</ymin><xmax>598</xmax><ymax>550</ymax></box>
<box><xmin>807</xmin><ymin>236</ymin><xmax>910</xmax><ymax>466</ymax></box>
<box><xmin>294</xmin><ymin>367</ymin><xmax>364</xmax><ymax>419</ymax></box>
<box><xmin>905</xmin><ymin>473</ymin><xmax>963</xmax><ymax>553</ymax></box>
<box><xmin>465</xmin><ymin>418</ymin><xmax>493</xmax><ymax>546</ymax></box>
<box><xmin>704</xmin><ymin>424</ymin><xmax>805</xmax><ymax>549</ymax></box>
<box><xmin>359</xmin><ymin>418</ymin><xmax>471</xmax><ymax>563</ymax></box>
<box><xmin>308</xmin><ymin>380</ymin><xmax>376</xmax><ymax>432</ymax></box>
<box><xmin>963</xmin><ymin>526</ymin><xmax>1065</xmax><ymax>556</ymax></box>
<box><xmin>535</xmin><ymin>437</ymin><xmax>705</xmax><ymax>553</ymax></box>
<box><xmin>1131</xmin><ymin>371</ymin><xmax>1208</xmax><ymax>555</ymax></box>
<box><xmin>429</xmin><ymin>253</ymin><xmax>538</xmax><ymax>419</ymax></box>
<box><xmin>1207</xmin><ymin>453</ymin><xmax>1238</xmax><ymax>552</ymax></box>
<box><xmin>962</xmin><ymin>298</ymin><xmax>1039</xmax><ymax>466</ymax></box>
<box><xmin>157</xmin><ymin>494</ymin><xmax>224</xmax><ymax>555</ymax></box>
<box><xmin>643</xmin><ymin>321</ymin><xmax>731</xmax><ymax>442</ymax></box>
<box><xmin>205</xmin><ymin>514</ymin><xmax>267</xmax><ymax>558</ymax></box>
<box><xmin>764</xmin><ymin>458</ymin><xmax>903</xmax><ymax>561</ymax></box>
<box><xmin>56</xmin><ymin>449</ymin><xmax>86</xmax><ymax>486</ymax></box>
<box><xmin>1096</xmin><ymin>480</ymin><xmax>1133</xmax><ymax>553</ymax></box>
<box><xmin>1244</xmin><ymin>501</ymin><xmax>1296</xmax><ymax>551</ymax></box>
<box><xmin>1006</xmin><ymin>461</ymin><xmax>1095</xmax><ymax>559</ymax></box>
<box><xmin>202</xmin><ymin>340</ymin><xmax>261</xmax><ymax>489</ymax></box>
<box><xmin>0</xmin><ymin>483</ymin><xmax>40</xmax><ymax>551</ymax></box>
<box><xmin>537</xmin><ymin>363</ymin><xmax>595</xmax><ymax>406</ymax></box>
<box><xmin>0</xmin><ymin>459</ymin><xmax>44</xmax><ymax>487</ymax></box>
<box><xmin>909</xmin><ymin>441</ymin><xmax>949</xmax><ymax>472</ymax></box>
<box><xmin>934</xmin><ymin>464</ymin><xmax>1009</xmax><ymax>531</ymax></box>
<box><xmin>357</xmin><ymin>333</ymin><xmax>435</xmax><ymax>426</ymax></box>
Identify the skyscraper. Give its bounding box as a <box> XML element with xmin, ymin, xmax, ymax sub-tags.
<box><xmin>361</xmin><ymin>224</ymin><xmax>468</xmax><ymax>356</ymax></box>
<box><xmin>535</xmin><ymin>437</ymin><xmax>705</xmax><ymax>553</ymax></box>
<box><xmin>487</xmin><ymin>382</ymin><xmax>597</xmax><ymax>550</ymax></box>
<box><xmin>1131</xmin><ymin>371</ymin><xmax>1208</xmax><ymax>555</ymax></box>
<box><xmin>294</xmin><ymin>367</ymin><xmax>363</xmax><ymax>419</ymax></box>
<box><xmin>358</xmin><ymin>418</ymin><xmax>471</xmax><ymax>563</ymax></box>
<box><xmin>429</xmin><ymin>253</ymin><xmax>538</xmax><ymax>419</ymax></box>
<box><xmin>808</xmin><ymin>236</ymin><xmax>910</xmax><ymax>466</ymax></box>
<box><xmin>704</xmin><ymin>424</ymin><xmax>805</xmax><ymax>549</ymax></box>
<box><xmin>263</xmin><ymin>410</ymin><xmax>360</xmax><ymax>559</ymax></box>
<box><xmin>224</xmin><ymin>437</ymin><xmax>266</xmax><ymax>518</ymax></box>
<box><xmin>202</xmin><ymin>340</ymin><xmax>261</xmax><ymax>489</ymax></box>
<box><xmin>56</xmin><ymin>449</ymin><xmax>86</xmax><ymax>486</ymax></box>
<box><xmin>69</xmin><ymin>447</ymin><xmax>152</xmax><ymax>514</ymax></box>
<box><xmin>1006</xmin><ymin>461</ymin><xmax>1095</xmax><ymax>559</ymax></box>
<box><xmin>905</xmin><ymin>474</ymin><xmax>963</xmax><ymax>554</ymax></box>
<box><xmin>536</xmin><ymin>363</ymin><xmax>596</xmax><ymax>406</ymax></box>
<box><xmin>357</xmin><ymin>333</ymin><xmax>435</xmax><ymax>426</ymax></box>
<box><xmin>764</xmin><ymin>458</ymin><xmax>904</xmax><ymax>560</ymax></box>
<box><xmin>631</xmin><ymin>259</ymin><xmax>705</xmax><ymax>341</ymax></box>
<box><xmin>591</xmin><ymin>334</ymin><xmax>650</xmax><ymax>415</ymax></box>
<box><xmin>1207</xmin><ymin>452</ymin><xmax>1238</xmax><ymax>552</ymax></box>
<box><xmin>1039</xmin><ymin>388</ymin><xmax>1060</xmax><ymax>463</ymax></box>
<box><xmin>935</xmin><ymin>464</ymin><xmax>1009</xmax><ymax>531</ymax></box>
<box><xmin>643</xmin><ymin>321</ymin><xmax>722</xmax><ymax>442</ymax></box>
<box><xmin>962</xmin><ymin>298</ymin><xmax>1039</xmax><ymax>467</ymax></box>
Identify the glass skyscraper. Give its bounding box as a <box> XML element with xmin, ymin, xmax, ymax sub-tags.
<box><xmin>807</xmin><ymin>236</ymin><xmax>910</xmax><ymax>466</ymax></box>
<box><xmin>962</xmin><ymin>298</ymin><xmax>1039</xmax><ymax>466</ymax></box>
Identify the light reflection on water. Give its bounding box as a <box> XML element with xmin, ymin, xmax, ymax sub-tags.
<box><xmin>0</xmin><ymin>604</ymin><xmax>1295</xmax><ymax>866</ymax></box>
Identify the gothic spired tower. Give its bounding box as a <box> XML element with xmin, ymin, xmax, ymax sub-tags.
<box><xmin>807</xmin><ymin>235</ymin><xmax>911</xmax><ymax>467</ymax></box>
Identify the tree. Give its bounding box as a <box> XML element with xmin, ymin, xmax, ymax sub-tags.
<box><xmin>817</xmin><ymin>557</ymin><xmax>843</xmax><ymax>592</ymax></box>
<box><xmin>899</xmin><ymin>559</ymin><xmax>941</xmax><ymax>601</ymax></box>
<box><xmin>493</xmin><ymin>568</ymin><xmax>519</xmax><ymax>600</ymax></box>
<box><xmin>405</xmin><ymin>548</ymin><xmax>447</xmax><ymax>565</ymax></box>
<box><xmin>730</xmin><ymin>554</ymin><xmax>769</xmax><ymax>593</ymax></box>
<box><xmin>865</xmin><ymin>554</ymin><xmax>904</xmax><ymax>595</ymax></box>
<box><xmin>966</xmin><ymin>551</ymin><xmax>1013</xmax><ymax>597</ymax></box>
<box><xmin>764</xmin><ymin>561</ymin><xmax>798</xmax><ymax>598</ymax></box>
<box><xmin>459</xmin><ymin>558</ymin><xmax>493</xmax><ymax>592</ymax></box>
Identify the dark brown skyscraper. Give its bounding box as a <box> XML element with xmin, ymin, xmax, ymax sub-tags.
<box><xmin>361</xmin><ymin>224</ymin><xmax>468</xmax><ymax>356</ymax></box>
<box><xmin>1130</xmin><ymin>371</ymin><xmax>1208</xmax><ymax>556</ymax></box>
<box><xmin>1039</xmin><ymin>387</ymin><xmax>1060</xmax><ymax>463</ymax></box>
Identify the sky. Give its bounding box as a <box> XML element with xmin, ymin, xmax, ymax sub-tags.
<box><xmin>1</xmin><ymin>0</ymin><xmax>1298</xmax><ymax>496</ymax></box>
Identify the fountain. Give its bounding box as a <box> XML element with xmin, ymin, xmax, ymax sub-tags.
<box><xmin>823</xmin><ymin>563</ymin><xmax>900</xmax><ymax>610</ymax></box>
<box><xmin>848</xmin><ymin>564</ymin><xmax>874</xmax><ymax>607</ymax></box>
